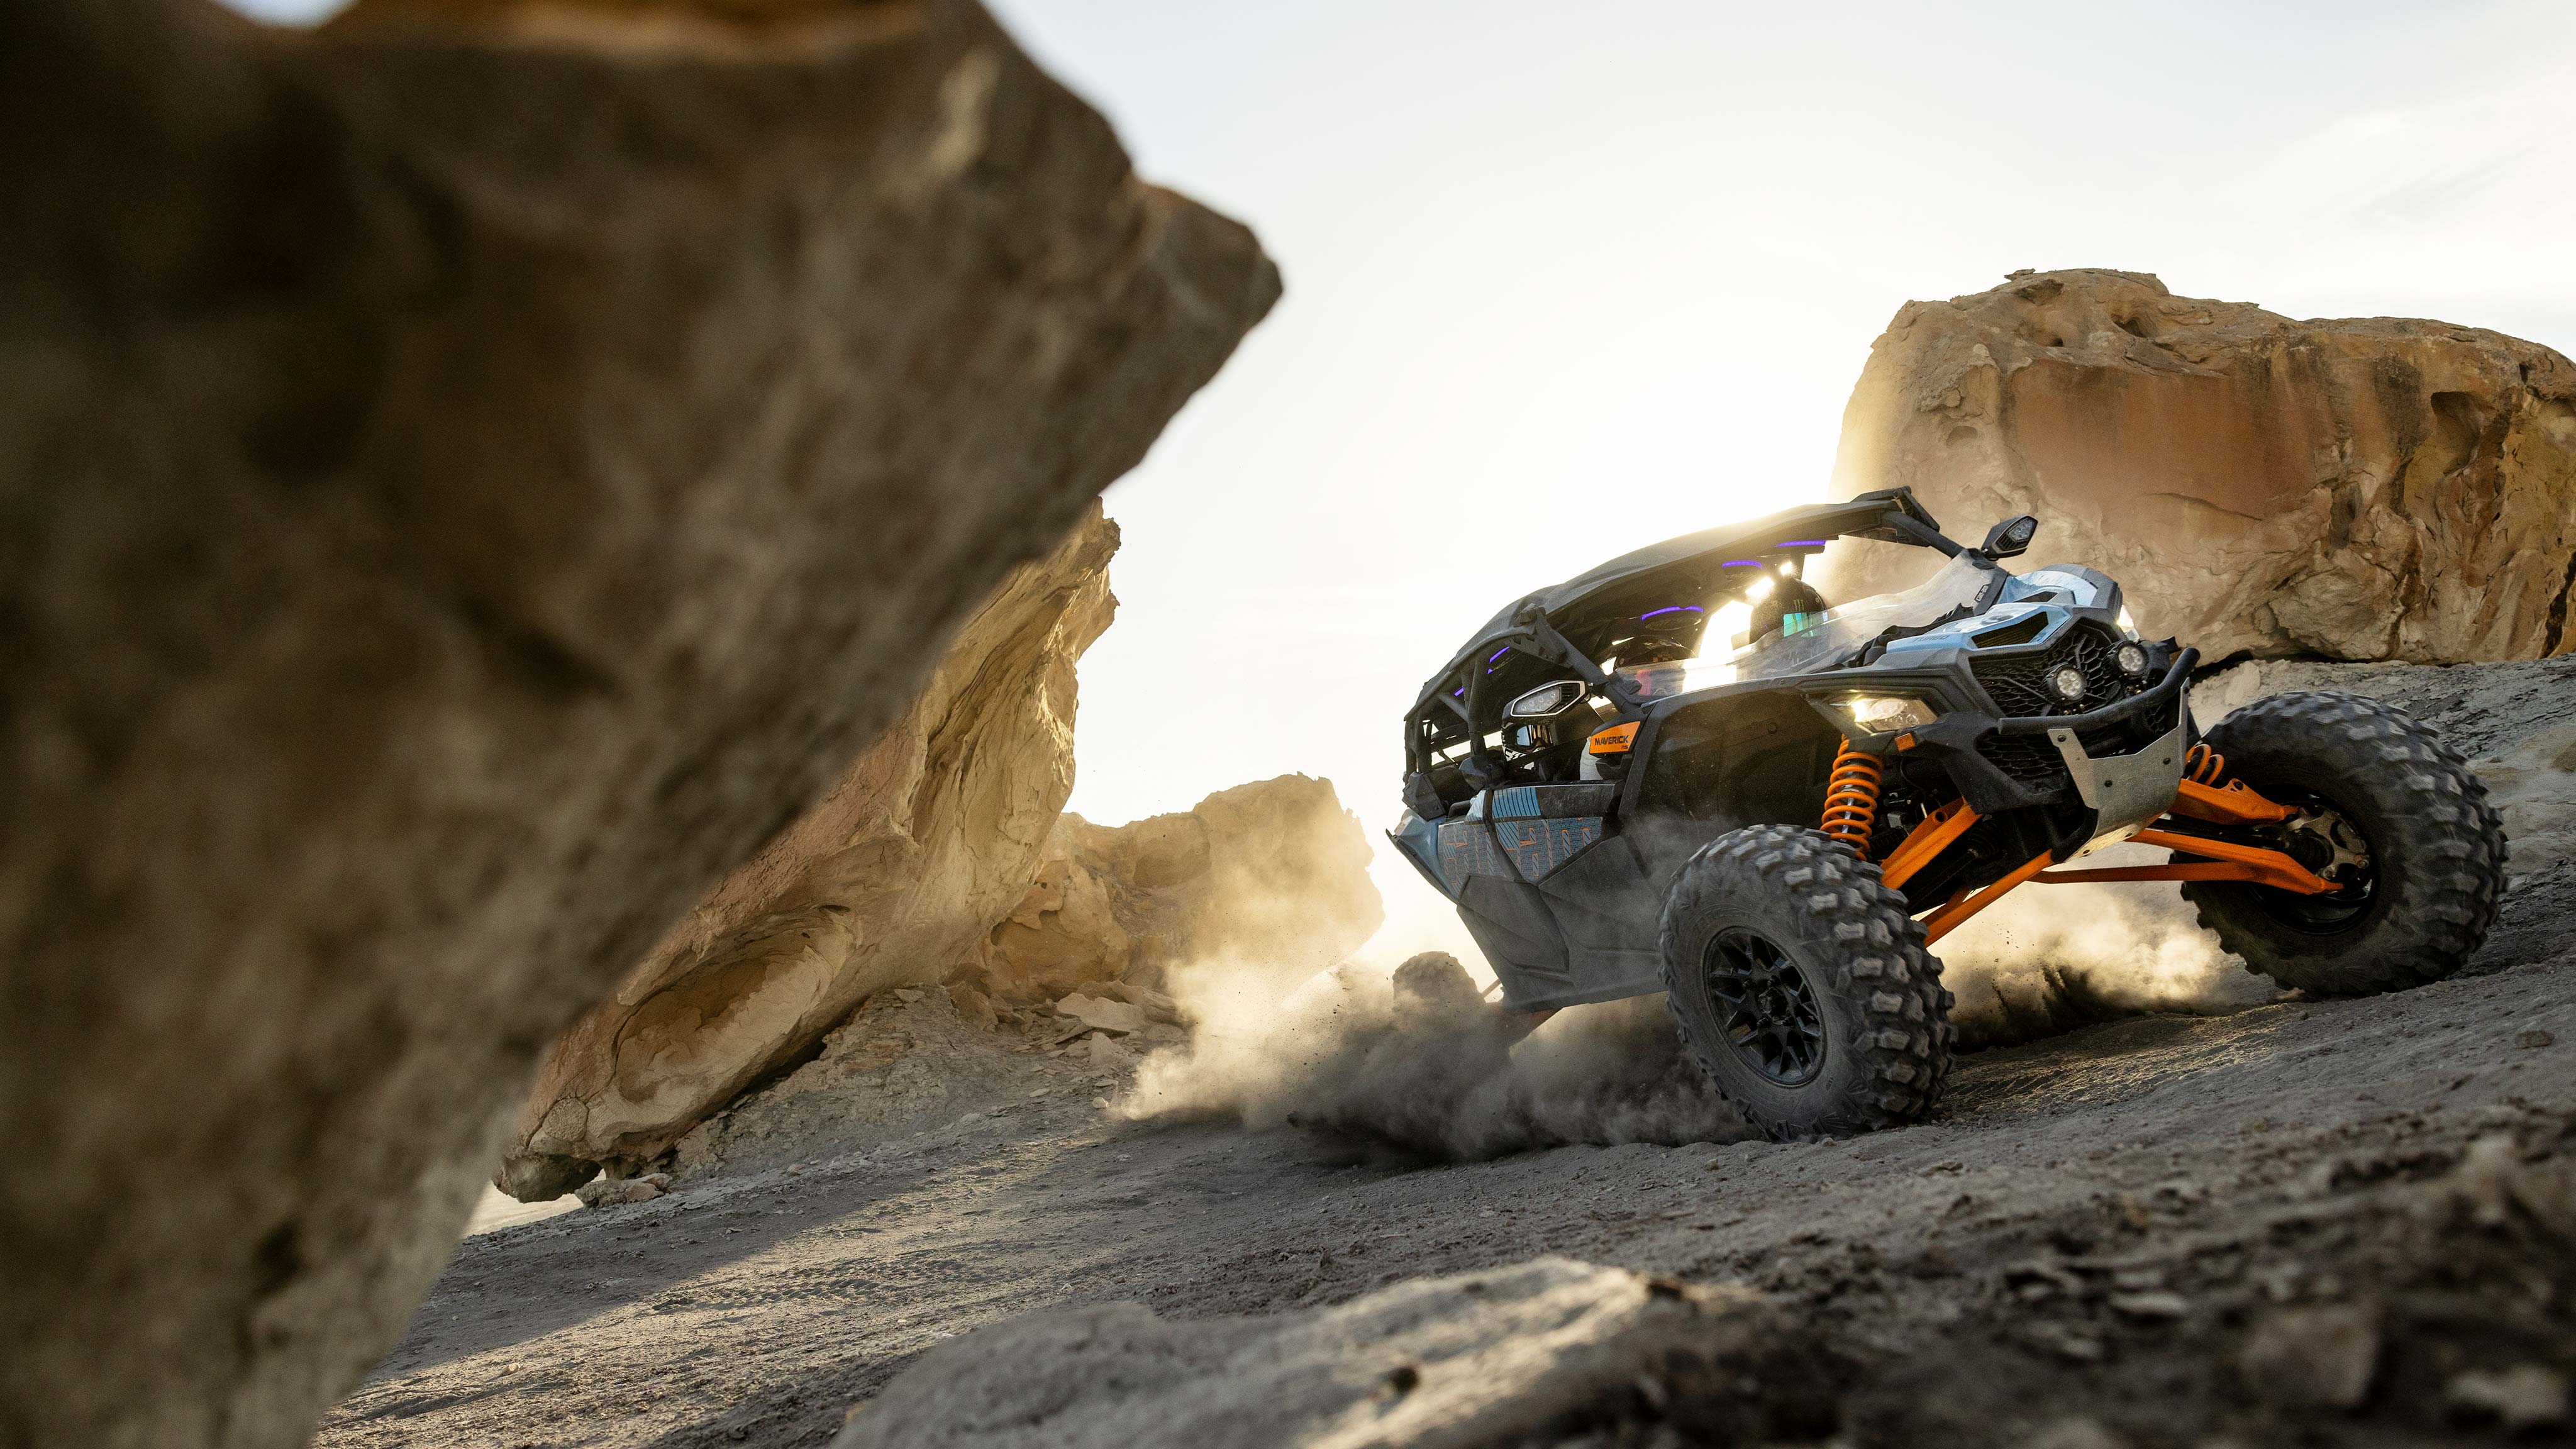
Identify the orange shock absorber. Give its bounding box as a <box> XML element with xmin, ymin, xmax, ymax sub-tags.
<box><xmin>1821</xmin><ymin>742</ymin><xmax>1884</xmax><ymax>860</ymax></box>
<box><xmin>2185</xmin><ymin>741</ymin><xmax>2226</xmax><ymax>786</ymax></box>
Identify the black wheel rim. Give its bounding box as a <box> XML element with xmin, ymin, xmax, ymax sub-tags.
<box><xmin>2254</xmin><ymin>787</ymin><xmax>2379</xmax><ymax>933</ymax></box>
<box><xmin>1703</xmin><ymin>928</ymin><xmax>1826</xmax><ymax>1086</ymax></box>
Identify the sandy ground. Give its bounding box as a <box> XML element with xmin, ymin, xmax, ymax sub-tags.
<box><xmin>319</xmin><ymin>661</ymin><xmax>2576</xmax><ymax>1447</ymax></box>
<box><xmin>321</xmin><ymin>941</ymin><xmax>2576</xmax><ymax>1448</ymax></box>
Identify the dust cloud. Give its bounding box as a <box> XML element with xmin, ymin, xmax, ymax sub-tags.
<box><xmin>1118</xmin><ymin>952</ymin><xmax>1750</xmax><ymax>1161</ymax></box>
<box><xmin>1118</xmin><ymin>843</ymin><xmax>2272</xmax><ymax>1156</ymax></box>
<box><xmin>1932</xmin><ymin>847</ymin><xmax>2277</xmax><ymax>1050</ymax></box>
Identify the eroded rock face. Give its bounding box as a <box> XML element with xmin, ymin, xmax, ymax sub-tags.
<box><xmin>1824</xmin><ymin>269</ymin><xmax>2576</xmax><ymax>662</ymax></box>
<box><xmin>0</xmin><ymin>1</ymin><xmax>1275</xmax><ymax>1444</ymax></box>
<box><xmin>962</xmin><ymin>775</ymin><xmax>1386</xmax><ymax>1004</ymax></box>
<box><xmin>498</xmin><ymin>506</ymin><xmax>1119</xmax><ymax>1197</ymax></box>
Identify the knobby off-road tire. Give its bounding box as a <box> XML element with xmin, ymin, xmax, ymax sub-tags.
<box><xmin>1658</xmin><ymin>825</ymin><xmax>1954</xmax><ymax>1141</ymax></box>
<box><xmin>2180</xmin><ymin>690</ymin><xmax>2505</xmax><ymax>996</ymax></box>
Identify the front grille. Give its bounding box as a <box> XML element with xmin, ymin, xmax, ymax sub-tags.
<box><xmin>1968</xmin><ymin>627</ymin><xmax>2179</xmax><ymax>792</ymax></box>
<box><xmin>1970</xmin><ymin>624</ymin><xmax>2135</xmax><ymax>719</ymax></box>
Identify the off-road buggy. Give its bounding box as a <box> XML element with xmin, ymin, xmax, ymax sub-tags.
<box><xmin>1391</xmin><ymin>488</ymin><xmax>2507</xmax><ymax>1139</ymax></box>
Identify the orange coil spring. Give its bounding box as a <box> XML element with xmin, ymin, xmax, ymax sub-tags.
<box><xmin>1821</xmin><ymin>743</ymin><xmax>1884</xmax><ymax>860</ymax></box>
<box><xmin>2185</xmin><ymin>742</ymin><xmax>2226</xmax><ymax>786</ymax></box>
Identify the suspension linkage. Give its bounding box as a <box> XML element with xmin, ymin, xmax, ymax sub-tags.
<box><xmin>1880</xmin><ymin>760</ymin><xmax>2334</xmax><ymax>944</ymax></box>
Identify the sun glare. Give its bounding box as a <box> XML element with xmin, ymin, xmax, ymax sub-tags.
<box><xmin>1709</xmin><ymin>599</ymin><xmax>1754</xmax><ymax>655</ymax></box>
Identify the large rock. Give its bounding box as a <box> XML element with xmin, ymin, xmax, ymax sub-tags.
<box><xmin>830</xmin><ymin>1259</ymin><xmax>1836</xmax><ymax>1449</ymax></box>
<box><xmin>1824</xmin><ymin>269</ymin><xmax>2576</xmax><ymax>663</ymax></box>
<box><xmin>0</xmin><ymin>2</ymin><xmax>1275</xmax><ymax>1446</ymax></box>
<box><xmin>962</xmin><ymin>775</ymin><xmax>1385</xmax><ymax>1004</ymax></box>
<box><xmin>497</xmin><ymin>506</ymin><xmax>1118</xmax><ymax>1197</ymax></box>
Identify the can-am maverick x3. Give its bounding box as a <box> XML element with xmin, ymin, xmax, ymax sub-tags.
<box><xmin>1391</xmin><ymin>488</ymin><xmax>2507</xmax><ymax>1140</ymax></box>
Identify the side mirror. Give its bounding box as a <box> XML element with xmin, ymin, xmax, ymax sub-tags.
<box><xmin>1981</xmin><ymin>514</ymin><xmax>2038</xmax><ymax>558</ymax></box>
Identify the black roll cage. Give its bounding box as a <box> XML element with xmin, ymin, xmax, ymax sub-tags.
<box><xmin>1404</xmin><ymin>487</ymin><xmax>1961</xmax><ymax>779</ymax></box>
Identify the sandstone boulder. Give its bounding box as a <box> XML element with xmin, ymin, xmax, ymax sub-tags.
<box><xmin>1054</xmin><ymin>991</ymin><xmax>1150</xmax><ymax>1035</ymax></box>
<box><xmin>1824</xmin><ymin>269</ymin><xmax>2576</xmax><ymax>662</ymax></box>
<box><xmin>497</xmin><ymin>506</ymin><xmax>1119</xmax><ymax>1197</ymax></box>
<box><xmin>965</xmin><ymin>819</ymin><xmax>1136</xmax><ymax>999</ymax></box>
<box><xmin>962</xmin><ymin>775</ymin><xmax>1385</xmax><ymax>1004</ymax></box>
<box><xmin>0</xmin><ymin>1</ymin><xmax>1274</xmax><ymax>1445</ymax></box>
<box><xmin>830</xmin><ymin>1259</ymin><xmax>1834</xmax><ymax>1449</ymax></box>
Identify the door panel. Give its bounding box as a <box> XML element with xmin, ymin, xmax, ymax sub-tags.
<box><xmin>1458</xmin><ymin>872</ymin><xmax>1570</xmax><ymax>1005</ymax></box>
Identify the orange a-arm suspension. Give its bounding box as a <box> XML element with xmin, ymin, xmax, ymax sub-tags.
<box><xmin>1879</xmin><ymin>797</ymin><xmax>1977</xmax><ymax>889</ymax></box>
<box><xmin>1920</xmin><ymin>848</ymin><xmax>2053</xmax><ymax>945</ymax></box>
<box><xmin>1858</xmin><ymin>742</ymin><xmax>2333</xmax><ymax>946</ymax></box>
<box><xmin>2036</xmin><ymin>829</ymin><xmax>2331</xmax><ymax>894</ymax></box>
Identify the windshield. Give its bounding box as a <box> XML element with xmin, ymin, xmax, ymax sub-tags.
<box><xmin>1611</xmin><ymin>656</ymin><xmax>1743</xmax><ymax>700</ymax></box>
<box><xmin>1609</xmin><ymin>552</ymin><xmax>2002</xmax><ymax>697</ymax></box>
<box><xmin>1734</xmin><ymin>551</ymin><xmax>2001</xmax><ymax>680</ymax></box>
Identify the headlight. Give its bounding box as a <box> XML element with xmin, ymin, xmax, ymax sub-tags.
<box><xmin>2048</xmin><ymin>665</ymin><xmax>2088</xmax><ymax>705</ymax></box>
<box><xmin>2114</xmin><ymin>642</ymin><xmax>2149</xmax><ymax>679</ymax></box>
<box><xmin>1830</xmin><ymin>695</ymin><xmax>1939</xmax><ymax>733</ymax></box>
<box><xmin>2116</xmin><ymin>607</ymin><xmax>2139</xmax><ymax>639</ymax></box>
<box><xmin>1506</xmin><ymin>681</ymin><xmax>1585</xmax><ymax>718</ymax></box>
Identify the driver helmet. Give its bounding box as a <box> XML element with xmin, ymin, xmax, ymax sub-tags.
<box><xmin>1620</xmin><ymin>605</ymin><xmax>1705</xmax><ymax>665</ymax></box>
<box><xmin>1750</xmin><ymin>574</ymin><xmax>1828</xmax><ymax>643</ymax></box>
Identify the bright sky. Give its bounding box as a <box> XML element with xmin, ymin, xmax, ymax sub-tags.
<box><xmin>222</xmin><ymin>0</ymin><xmax>2576</xmax><ymax>963</ymax></box>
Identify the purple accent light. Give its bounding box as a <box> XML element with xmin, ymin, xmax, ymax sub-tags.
<box><xmin>1721</xmin><ymin>560</ymin><xmax>1763</xmax><ymax>568</ymax></box>
<box><xmin>1774</xmin><ymin>539</ymin><xmax>1829</xmax><ymax>548</ymax></box>
<box><xmin>1639</xmin><ymin>605</ymin><xmax>1703</xmax><ymax>619</ymax></box>
<box><xmin>1486</xmin><ymin>647</ymin><xmax>1510</xmax><ymax>663</ymax></box>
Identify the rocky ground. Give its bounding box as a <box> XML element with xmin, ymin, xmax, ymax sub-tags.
<box><xmin>318</xmin><ymin>660</ymin><xmax>2576</xmax><ymax>1448</ymax></box>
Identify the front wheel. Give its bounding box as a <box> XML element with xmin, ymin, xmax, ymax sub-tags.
<box><xmin>1658</xmin><ymin>825</ymin><xmax>1953</xmax><ymax>1140</ymax></box>
<box><xmin>2180</xmin><ymin>691</ymin><xmax>2505</xmax><ymax>996</ymax></box>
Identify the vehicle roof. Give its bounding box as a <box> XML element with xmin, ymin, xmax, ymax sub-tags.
<box><xmin>1409</xmin><ymin>488</ymin><xmax>1950</xmax><ymax>723</ymax></box>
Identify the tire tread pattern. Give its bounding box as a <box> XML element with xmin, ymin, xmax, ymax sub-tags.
<box><xmin>2180</xmin><ymin>690</ymin><xmax>2504</xmax><ymax>996</ymax></box>
<box><xmin>1657</xmin><ymin>824</ymin><xmax>1955</xmax><ymax>1140</ymax></box>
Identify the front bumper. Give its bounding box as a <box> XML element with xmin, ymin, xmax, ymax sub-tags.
<box><xmin>1842</xmin><ymin>646</ymin><xmax>2200</xmax><ymax>817</ymax></box>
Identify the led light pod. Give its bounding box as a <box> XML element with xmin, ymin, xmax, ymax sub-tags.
<box><xmin>1506</xmin><ymin>681</ymin><xmax>1586</xmax><ymax>718</ymax></box>
<box><xmin>1831</xmin><ymin>695</ymin><xmax>1939</xmax><ymax>733</ymax></box>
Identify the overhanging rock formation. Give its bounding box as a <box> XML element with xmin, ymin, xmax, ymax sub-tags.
<box><xmin>0</xmin><ymin>1</ymin><xmax>1277</xmax><ymax>1445</ymax></box>
<box><xmin>499</xmin><ymin>506</ymin><xmax>1119</xmax><ymax>1197</ymax></box>
<box><xmin>961</xmin><ymin>774</ymin><xmax>1387</xmax><ymax>1006</ymax></box>
<box><xmin>1824</xmin><ymin>269</ymin><xmax>2576</xmax><ymax>662</ymax></box>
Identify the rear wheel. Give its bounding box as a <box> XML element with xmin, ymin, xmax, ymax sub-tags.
<box><xmin>2180</xmin><ymin>691</ymin><xmax>2504</xmax><ymax>996</ymax></box>
<box><xmin>1658</xmin><ymin>825</ymin><xmax>1953</xmax><ymax>1140</ymax></box>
